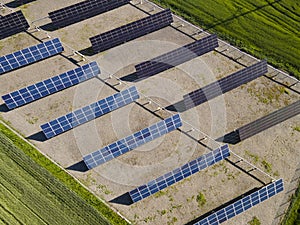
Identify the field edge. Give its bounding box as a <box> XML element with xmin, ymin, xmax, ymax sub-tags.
<box><xmin>150</xmin><ymin>0</ymin><xmax>300</xmax><ymax>80</ymax></box>
<box><xmin>0</xmin><ymin>120</ymin><xmax>130</xmax><ymax>225</ymax></box>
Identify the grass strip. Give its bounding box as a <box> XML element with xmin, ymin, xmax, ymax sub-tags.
<box><xmin>282</xmin><ymin>181</ymin><xmax>300</xmax><ymax>225</ymax></box>
<box><xmin>0</xmin><ymin>122</ymin><xmax>129</xmax><ymax>225</ymax></box>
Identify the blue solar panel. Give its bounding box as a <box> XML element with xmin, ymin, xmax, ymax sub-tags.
<box><xmin>2</xmin><ymin>62</ymin><xmax>100</xmax><ymax>110</ymax></box>
<box><xmin>193</xmin><ymin>179</ymin><xmax>284</xmax><ymax>225</ymax></box>
<box><xmin>83</xmin><ymin>114</ymin><xmax>182</xmax><ymax>169</ymax></box>
<box><xmin>40</xmin><ymin>86</ymin><xmax>139</xmax><ymax>139</ymax></box>
<box><xmin>129</xmin><ymin>145</ymin><xmax>230</xmax><ymax>203</ymax></box>
<box><xmin>0</xmin><ymin>38</ymin><xmax>63</xmax><ymax>75</ymax></box>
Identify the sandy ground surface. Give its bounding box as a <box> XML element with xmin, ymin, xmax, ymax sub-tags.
<box><xmin>0</xmin><ymin>1</ymin><xmax>299</xmax><ymax>225</ymax></box>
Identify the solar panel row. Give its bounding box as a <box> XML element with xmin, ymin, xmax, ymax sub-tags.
<box><xmin>0</xmin><ymin>38</ymin><xmax>63</xmax><ymax>75</ymax></box>
<box><xmin>193</xmin><ymin>179</ymin><xmax>284</xmax><ymax>225</ymax></box>
<box><xmin>129</xmin><ymin>144</ymin><xmax>230</xmax><ymax>203</ymax></box>
<box><xmin>83</xmin><ymin>114</ymin><xmax>182</xmax><ymax>169</ymax></box>
<box><xmin>136</xmin><ymin>34</ymin><xmax>219</xmax><ymax>79</ymax></box>
<box><xmin>0</xmin><ymin>10</ymin><xmax>29</xmax><ymax>39</ymax></box>
<box><xmin>2</xmin><ymin>62</ymin><xmax>100</xmax><ymax>109</ymax></box>
<box><xmin>90</xmin><ymin>9</ymin><xmax>173</xmax><ymax>53</ymax></box>
<box><xmin>49</xmin><ymin>0</ymin><xmax>130</xmax><ymax>28</ymax></box>
<box><xmin>238</xmin><ymin>100</ymin><xmax>300</xmax><ymax>141</ymax></box>
<box><xmin>41</xmin><ymin>86</ymin><xmax>139</xmax><ymax>139</ymax></box>
<box><xmin>183</xmin><ymin>60</ymin><xmax>267</xmax><ymax>109</ymax></box>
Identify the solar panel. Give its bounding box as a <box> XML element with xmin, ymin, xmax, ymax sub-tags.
<box><xmin>193</xmin><ymin>179</ymin><xmax>284</xmax><ymax>225</ymax></box>
<box><xmin>0</xmin><ymin>10</ymin><xmax>29</xmax><ymax>39</ymax></box>
<box><xmin>0</xmin><ymin>38</ymin><xmax>63</xmax><ymax>75</ymax></box>
<box><xmin>129</xmin><ymin>145</ymin><xmax>230</xmax><ymax>203</ymax></box>
<box><xmin>83</xmin><ymin>114</ymin><xmax>182</xmax><ymax>169</ymax></box>
<box><xmin>2</xmin><ymin>62</ymin><xmax>100</xmax><ymax>110</ymax></box>
<box><xmin>183</xmin><ymin>60</ymin><xmax>267</xmax><ymax>109</ymax></box>
<box><xmin>90</xmin><ymin>9</ymin><xmax>173</xmax><ymax>53</ymax></box>
<box><xmin>136</xmin><ymin>34</ymin><xmax>219</xmax><ymax>79</ymax></box>
<box><xmin>5</xmin><ymin>0</ymin><xmax>37</xmax><ymax>8</ymax></box>
<box><xmin>49</xmin><ymin>0</ymin><xmax>130</xmax><ymax>28</ymax></box>
<box><xmin>237</xmin><ymin>100</ymin><xmax>300</xmax><ymax>141</ymax></box>
<box><xmin>40</xmin><ymin>86</ymin><xmax>139</xmax><ymax>139</ymax></box>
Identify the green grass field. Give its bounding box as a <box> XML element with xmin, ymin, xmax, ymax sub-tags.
<box><xmin>0</xmin><ymin>132</ymin><xmax>111</xmax><ymax>224</ymax></box>
<box><xmin>153</xmin><ymin>0</ymin><xmax>300</xmax><ymax>79</ymax></box>
<box><xmin>0</xmin><ymin>123</ymin><xmax>128</xmax><ymax>225</ymax></box>
<box><xmin>282</xmin><ymin>182</ymin><xmax>300</xmax><ymax>225</ymax></box>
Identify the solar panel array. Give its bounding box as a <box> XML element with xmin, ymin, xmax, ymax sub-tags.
<box><xmin>136</xmin><ymin>34</ymin><xmax>219</xmax><ymax>79</ymax></box>
<box><xmin>2</xmin><ymin>62</ymin><xmax>100</xmax><ymax>110</ymax></box>
<box><xmin>193</xmin><ymin>179</ymin><xmax>284</xmax><ymax>225</ymax></box>
<box><xmin>83</xmin><ymin>114</ymin><xmax>182</xmax><ymax>169</ymax></box>
<box><xmin>183</xmin><ymin>60</ymin><xmax>267</xmax><ymax>109</ymax></box>
<box><xmin>238</xmin><ymin>100</ymin><xmax>300</xmax><ymax>141</ymax></box>
<box><xmin>49</xmin><ymin>0</ymin><xmax>130</xmax><ymax>28</ymax></box>
<box><xmin>0</xmin><ymin>38</ymin><xmax>63</xmax><ymax>75</ymax></box>
<box><xmin>129</xmin><ymin>144</ymin><xmax>230</xmax><ymax>203</ymax></box>
<box><xmin>90</xmin><ymin>9</ymin><xmax>173</xmax><ymax>53</ymax></box>
<box><xmin>40</xmin><ymin>86</ymin><xmax>139</xmax><ymax>139</ymax></box>
<box><xmin>0</xmin><ymin>10</ymin><xmax>29</xmax><ymax>39</ymax></box>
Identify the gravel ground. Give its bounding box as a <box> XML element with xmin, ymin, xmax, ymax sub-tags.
<box><xmin>0</xmin><ymin>1</ymin><xmax>299</xmax><ymax>224</ymax></box>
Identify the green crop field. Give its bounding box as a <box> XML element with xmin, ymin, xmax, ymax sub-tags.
<box><xmin>0</xmin><ymin>124</ymin><xmax>128</xmax><ymax>225</ymax></box>
<box><xmin>153</xmin><ymin>0</ymin><xmax>300</xmax><ymax>79</ymax></box>
<box><xmin>283</xmin><ymin>182</ymin><xmax>300</xmax><ymax>225</ymax></box>
<box><xmin>0</xmin><ymin>132</ymin><xmax>111</xmax><ymax>224</ymax></box>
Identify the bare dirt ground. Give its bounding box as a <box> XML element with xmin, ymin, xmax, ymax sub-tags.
<box><xmin>0</xmin><ymin>1</ymin><xmax>299</xmax><ymax>225</ymax></box>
